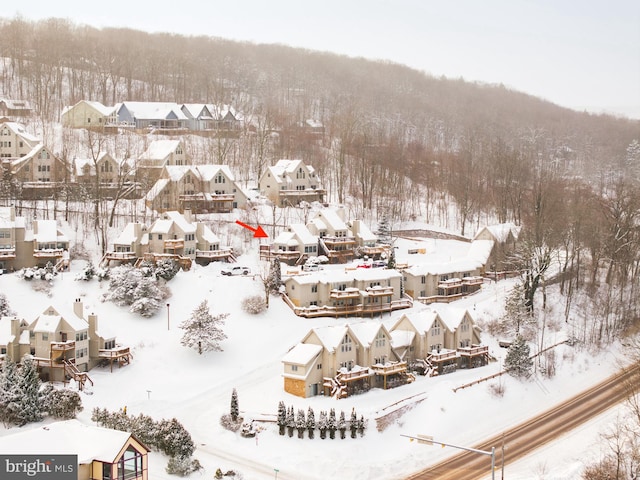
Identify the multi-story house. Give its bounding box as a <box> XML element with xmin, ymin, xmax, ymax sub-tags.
<box><xmin>390</xmin><ymin>307</ymin><xmax>487</xmax><ymax>375</ymax></box>
<box><xmin>258</xmin><ymin>159</ymin><xmax>324</xmax><ymax>207</ymax></box>
<box><xmin>102</xmin><ymin>210</ymin><xmax>234</xmax><ymax>268</ymax></box>
<box><xmin>402</xmin><ymin>239</ymin><xmax>493</xmax><ymax>304</ymax></box>
<box><xmin>282</xmin><ymin>267</ymin><xmax>412</xmax><ymax>317</ymax></box>
<box><xmin>0</xmin><ymin>206</ymin><xmax>70</xmax><ymax>271</ymax></box>
<box><xmin>283</xmin><ymin>321</ymin><xmax>411</xmax><ymax>398</ymax></box>
<box><xmin>473</xmin><ymin>223</ymin><xmax>521</xmax><ymax>273</ymax></box>
<box><xmin>116</xmin><ymin>101</ymin><xmax>188</xmax><ymax>131</ymax></box>
<box><xmin>0</xmin><ymin>419</ymin><xmax>150</xmax><ymax>480</ymax></box>
<box><xmin>0</xmin><ymin>121</ymin><xmax>40</xmax><ymax>158</ymax></box>
<box><xmin>61</xmin><ymin>100</ymin><xmax>118</xmax><ymax>129</ymax></box>
<box><xmin>134</xmin><ymin>139</ymin><xmax>189</xmax><ymax>189</ymax></box>
<box><xmin>74</xmin><ymin>152</ymin><xmax>122</xmax><ymax>185</ymax></box>
<box><xmin>145</xmin><ymin>164</ymin><xmax>247</xmax><ymax>213</ymax></box>
<box><xmin>261</xmin><ymin>207</ymin><xmax>387</xmax><ymax>265</ymax></box>
<box><xmin>0</xmin><ymin>98</ymin><xmax>32</xmax><ymax>118</ymax></box>
<box><xmin>1</xmin><ymin>299</ymin><xmax>131</xmax><ymax>390</ymax></box>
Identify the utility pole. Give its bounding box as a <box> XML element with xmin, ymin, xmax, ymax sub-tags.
<box><xmin>401</xmin><ymin>434</ymin><xmax>496</xmax><ymax>480</ymax></box>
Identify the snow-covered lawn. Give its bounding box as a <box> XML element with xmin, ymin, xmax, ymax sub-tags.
<box><xmin>0</xmin><ymin>239</ymin><xmax>628</xmax><ymax>480</ymax></box>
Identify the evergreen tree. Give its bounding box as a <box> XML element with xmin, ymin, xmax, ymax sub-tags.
<box><xmin>376</xmin><ymin>212</ymin><xmax>393</xmax><ymax>245</ymax></box>
<box><xmin>14</xmin><ymin>357</ymin><xmax>42</xmax><ymax>426</ymax></box>
<box><xmin>306</xmin><ymin>407</ymin><xmax>316</xmax><ymax>439</ymax></box>
<box><xmin>338</xmin><ymin>410</ymin><xmax>347</xmax><ymax>439</ymax></box>
<box><xmin>277</xmin><ymin>401</ymin><xmax>286</xmax><ymax>436</ymax></box>
<box><xmin>230</xmin><ymin>388</ymin><xmax>239</xmax><ymax>421</ymax></box>
<box><xmin>156</xmin><ymin>418</ymin><xmax>195</xmax><ymax>458</ymax></box>
<box><xmin>130</xmin><ymin>276</ymin><xmax>164</xmax><ymax>317</ymax></box>
<box><xmin>327</xmin><ymin>408</ymin><xmax>337</xmax><ymax>439</ymax></box>
<box><xmin>0</xmin><ymin>357</ymin><xmax>20</xmax><ymax>426</ymax></box>
<box><xmin>387</xmin><ymin>247</ymin><xmax>397</xmax><ymax>270</ymax></box>
<box><xmin>350</xmin><ymin>408</ymin><xmax>358</xmax><ymax>439</ymax></box>
<box><xmin>502</xmin><ymin>283</ymin><xmax>533</xmax><ymax>335</ymax></box>
<box><xmin>358</xmin><ymin>415</ymin><xmax>366</xmax><ymax>437</ymax></box>
<box><xmin>0</xmin><ymin>293</ymin><xmax>15</xmax><ymax>317</ymax></box>
<box><xmin>318</xmin><ymin>410</ymin><xmax>327</xmax><ymax>439</ymax></box>
<box><xmin>505</xmin><ymin>335</ymin><xmax>533</xmax><ymax>378</ymax></box>
<box><xmin>295</xmin><ymin>409</ymin><xmax>306</xmax><ymax>439</ymax></box>
<box><xmin>76</xmin><ymin>261</ymin><xmax>96</xmax><ymax>281</ymax></box>
<box><xmin>286</xmin><ymin>406</ymin><xmax>295</xmax><ymax>437</ymax></box>
<box><xmin>267</xmin><ymin>258</ymin><xmax>282</xmax><ymax>295</ymax></box>
<box><xmin>179</xmin><ymin>300</ymin><xmax>228</xmax><ymax>354</ymax></box>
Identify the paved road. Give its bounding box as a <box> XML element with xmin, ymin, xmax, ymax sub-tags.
<box><xmin>407</xmin><ymin>363</ymin><xmax>640</xmax><ymax>480</ymax></box>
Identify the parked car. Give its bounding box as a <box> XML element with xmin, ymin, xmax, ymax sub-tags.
<box><xmin>221</xmin><ymin>266</ymin><xmax>251</xmax><ymax>276</ymax></box>
<box><xmin>302</xmin><ymin>263</ymin><xmax>321</xmax><ymax>272</ymax></box>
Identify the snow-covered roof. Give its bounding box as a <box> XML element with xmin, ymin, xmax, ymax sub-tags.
<box><xmin>309</xmin><ymin>324</ymin><xmax>349</xmax><ymax>352</ymax></box>
<box><xmin>114</xmin><ymin>223</ymin><xmax>143</xmax><ymax>246</ymax></box>
<box><xmin>405</xmin><ymin>258</ymin><xmax>484</xmax><ymax>276</ymax></box>
<box><xmin>163</xmin><ymin>211</ymin><xmax>196</xmax><ymax>234</ymax></box>
<box><xmin>349</xmin><ymin>321</ymin><xmax>386</xmax><ymax>347</ymax></box>
<box><xmin>467</xmin><ymin>239</ymin><xmax>494</xmax><ymax>263</ymax></box>
<box><xmin>34</xmin><ymin>220</ymin><xmax>67</xmax><ymax>244</ymax></box>
<box><xmin>289</xmin><ymin>224</ymin><xmax>316</xmax><ymax>245</ymax></box>
<box><xmin>0</xmin><ymin>419</ymin><xmax>142</xmax><ymax>464</ymax></box>
<box><xmin>163</xmin><ymin>165</ymin><xmax>192</xmax><ymax>182</ymax></box>
<box><xmin>139</xmin><ymin>139</ymin><xmax>182</xmax><ymax>161</ymax></box>
<box><xmin>390</xmin><ymin>329</ymin><xmax>415</xmax><ymax>349</ymax></box>
<box><xmin>428</xmin><ymin>305</ymin><xmax>471</xmax><ymax>331</ymax></box>
<box><xmin>272</xmin><ymin>231</ymin><xmax>298</xmax><ymax>248</ymax></box>
<box><xmin>145</xmin><ymin>178</ymin><xmax>170</xmax><ymax>201</ymax></box>
<box><xmin>316</xmin><ymin>208</ymin><xmax>348</xmax><ymax>231</ymax></box>
<box><xmin>0</xmin><ymin>98</ymin><xmax>32</xmax><ymax>110</ymax></box>
<box><xmin>0</xmin><ymin>121</ymin><xmax>40</xmax><ymax>143</ymax></box>
<box><xmin>150</xmin><ymin>219</ymin><xmax>173</xmax><ymax>234</ymax></box>
<box><xmin>199</xmin><ymin>224</ymin><xmax>220</xmax><ymax>244</ymax></box>
<box><xmin>392</xmin><ymin>310</ymin><xmax>440</xmax><ymax>334</ymax></box>
<box><xmin>0</xmin><ymin>317</ymin><xmax>17</xmax><ymax>345</ymax></box>
<box><xmin>282</xmin><ymin>343</ymin><xmax>322</xmax><ymax>365</ymax></box>
<box><xmin>83</xmin><ymin>100</ymin><xmax>116</xmax><ymax>116</ymax></box>
<box><xmin>353</xmin><ymin>221</ymin><xmax>377</xmax><ymax>243</ymax></box>
<box><xmin>121</xmin><ymin>102</ymin><xmax>187</xmax><ymax>121</ymax></box>
<box><xmin>193</xmin><ymin>164</ymin><xmax>236</xmax><ymax>182</ymax></box>
<box><xmin>31</xmin><ymin>313</ymin><xmax>62</xmax><ymax>333</ymax></box>
<box><xmin>0</xmin><ymin>206</ymin><xmax>18</xmax><ymax>228</ymax></box>
<box><xmin>474</xmin><ymin>223</ymin><xmax>519</xmax><ymax>243</ymax></box>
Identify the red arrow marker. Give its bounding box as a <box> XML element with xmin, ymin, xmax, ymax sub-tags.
<box><xmin>235</xmin><ymin>220</ymin><xmax>268</xmax><ymax>238</ymax></box>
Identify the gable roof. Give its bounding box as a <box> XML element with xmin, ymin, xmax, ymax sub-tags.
<box><xmin>139</xmin><ymin>139</ymin><xmax>183</xmax><ymax>161</ymax></box>
<box><xmin>282</xmin><ymin>343</ymin><xmax>323</xmax><ymax>365</ymax></box>
<box><xmin>306</xmin><ymin>324</ymin><xmax>350</xmax><ymax>353</ymax></box>
<box><xmin>0</xmin><ymin>419</ymin><xmax>147</xmax><ymax>464</ymax></box>
<box><xmin>348</xmin><ymin>321</ymin><xmax>388</xmax><ymax>347</ymax></box>
<box><xmin>120</xmin><ymin>101</ymin><xmax>187</xmax><ymax>121</ymax></box>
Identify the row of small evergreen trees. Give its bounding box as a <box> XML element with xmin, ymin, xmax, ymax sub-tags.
<box><xmin>0</xmin><ymin>357</ymin><xmax>83</xmax><ymax>427</ymax></box>
<box><xmin>277</xmin><ymin>402</ymin><xmax>366</xmax><ymax>440</ymax></box>
<box><xmin>91</xmin><ymin>407</ymin><xmax>201</xmax><ymax>476</ymax></box>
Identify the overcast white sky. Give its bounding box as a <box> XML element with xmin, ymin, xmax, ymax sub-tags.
<box><xmin>4</xmin><ymin>0</ymin><xmax>640</xmax><ymax>118</ymax></box>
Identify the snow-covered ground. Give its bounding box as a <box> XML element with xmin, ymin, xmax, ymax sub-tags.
<box><xmin>0</xmin><ymin>232</ymin><xmax>628</xmax><ymax>480</ymax></box>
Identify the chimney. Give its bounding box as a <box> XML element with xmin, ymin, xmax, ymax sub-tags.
<box><xmin>88</xmin><ymin>313</ymin><xmax>98</xmax><ymax>339</ymax></box>
<box><xmin>73</xmin><ymin>298</ymin><xmax>84</xmax><ymax>319</ymax></box>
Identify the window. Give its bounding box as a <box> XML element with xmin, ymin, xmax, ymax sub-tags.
<box><xmin>375</xmin><ymin>331</ymin><xmax>386</xmax><ymax>347</ymax></box>
<box><xmin>311</xmin><ymin>285</ymin><xmax>318</xmax><ymax>293</ymax></box>
<box><xmin>317</xmin><ymin>364</ymin><xmax>322</xmax><ymax>369</ymax></box>
<box><xmin>87</xmin><ymin>117</ymin><xmax>91</xmax><ymax>123</ymax></box>
<box><xmin>42</xmin><ymin>333</ymin><xmax>48</xmax><ymax>341</ymax></box>
<box><xmin>291</xmin><ymin>365</ymin><xmax>298</xmax><ymax>372</ymax></box>
<box><xmin>340</xmin><ymin>334</ymin><xmax>352</xmax><ymax>352</ymax></box>
<box><xmin>117</xmin><ymin>446</ymin><xmax>144</xmax><ymax>480</ymax></box>
<box><xmin>421</xmin><ymin>276</ymin><xmax>426</xmax><ymax>284</ymax></box>
<box><xmin>158</xmin><ymin>234</ymin><xmax>163</xmax><ymax>240</ymax></box>
<box><xmin>430</xmin><ymin>321</ymin><xmax>441</xmax><ymax>337</ymax></box>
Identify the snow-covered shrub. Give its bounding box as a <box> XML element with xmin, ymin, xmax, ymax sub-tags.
<box><xmin>219</xmin><ymin>413</ymin><xmax>242</xmax><ymax>432</ymax></box>
<box><xmin>165</xmin><ymin>455</ymin><xmax>202</xmax><ymax>477</ymax></box>
<box><xmin>488</xmin><ymin>381</ymin><xmax>506</xmax><ymax>398</ymax></box>
<box><xmin>241</xmin><ymin>295</ymin><xmax>266</xmax><ymax>315</ymax></box>
<box><xmin>155</xmin><ymin>258</ymin><xmax>180</xmax><ymax>281</ymax></box>
<box><xmin>42</xmin><ymin>387</ymin><xmax>84</xmax><ymax>419</ymax></box>
<box><xmin>104</xmin><ymin>265</ymin><xmax>168</xmax><ymax>317</ymax></box>
<box><xmin>0</xmin><ymin>293</ymin><xmax>15</xmax><ymax>317</ymax></box>
<box><xmin>20</xmin><ymin>267</ymin><xmax>35</xmax><ymax>280</ymax></box>
<box><xmin>75</xmin><ymin>261</ymin><xmax>96</xmax><ymax>281</ymax></box>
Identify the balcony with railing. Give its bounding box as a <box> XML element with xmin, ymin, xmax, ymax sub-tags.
<box><xmin>33</xmin><ymin>248</ymin><xmax>65</xmax><ymax>259</ymax></box>
<box><xmin>457</xmin><ymin>344</ymin><xmax>489</xmax><ymax>357</ymax></box>
<box><xmin>364</xmin><ymin>285</ymin><xmax>394</xmax><ymax>297</ymax></box>
<box><xmin>196</xmin><ymin>247</ymin><xmax>234</xmax><ymax>260</ymax></box>
<box><xmin>330</xmin><ymin>288</ymin><xmax>361</xmax><ymax>299</ymax></box>
<box><xmin>164</xmin><ymin>239</ymin><xmax>184</xmax><ymax>251</ymax></box>
<box><xmin>0</xmin><ymin>246</ymin><xmax>16</xmax><ymax>259</ymax></box>
<box><xmin>370</xmin><ymin>361</ymin><xmax>407</xmax><ymax>376</ymax></box>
